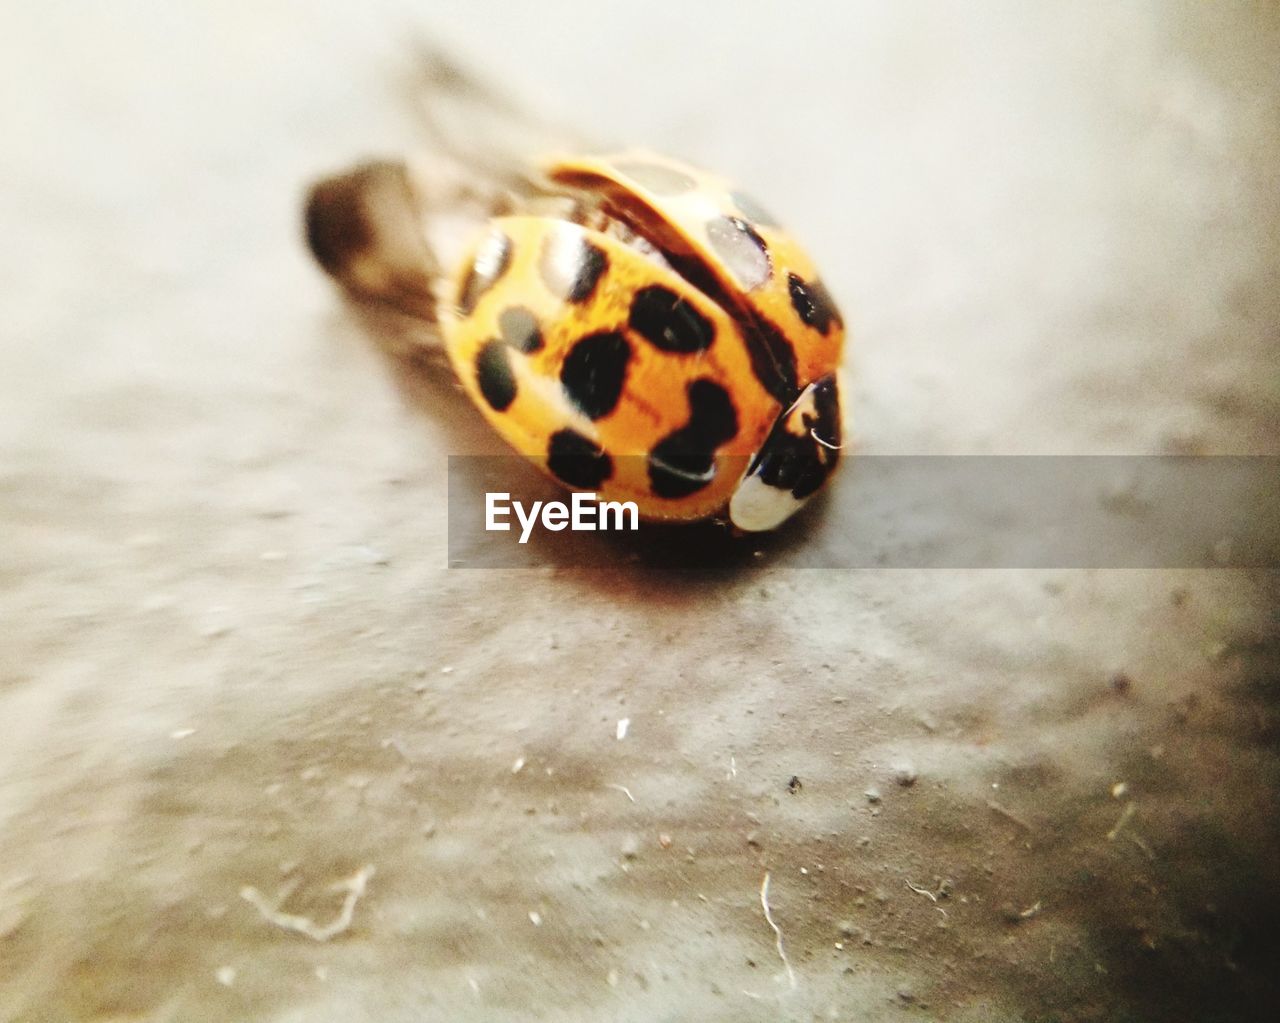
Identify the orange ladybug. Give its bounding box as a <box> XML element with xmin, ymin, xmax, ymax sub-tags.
<box><xmin>307</xmin><ymin>149</ymin><xmax>847</xmax><ymax>531</ymax></box>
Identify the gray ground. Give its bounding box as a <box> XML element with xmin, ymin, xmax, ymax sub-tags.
<box><xmin>2</xmin><ymin>2</ymin><xmax>1278</xmax><ymax>1021</ymax></box>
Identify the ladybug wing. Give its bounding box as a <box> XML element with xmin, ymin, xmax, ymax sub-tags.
<box><xmin>544</xmin><ymin>151</ymin><xmax>845</xmax><ymax>403</ymax></box>
<box><xmin>442</xmin><ymin>215</ymin><xmax>780</xmax><ymax>521</ymax></box>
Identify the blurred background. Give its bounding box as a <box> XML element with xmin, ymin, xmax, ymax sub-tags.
<box><xmin>1</xmin><ymin>2</ymin><xmax>1277</xmax><ymax>1020</ymax></box>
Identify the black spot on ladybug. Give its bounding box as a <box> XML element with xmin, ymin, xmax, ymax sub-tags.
<box><xmin>498</xmin><ymin>306</ymin><xmax>543</xmax><ymax>353</ymax></box>
<box><xmin>614</xmin><ymin>159</ymin><xmax>697</xmax><ymax>195</ymax></box>
<box><xmin>742</xmin><ymin>313</ymin><xmax>799</xmax><ymax>406</ymax></box>
<box><xmin>475</xmin><ymin>339</ymin><xmax>516</xmax><ymax>412</ymax></box>
<box><xmin>787</xmin><ymin>273</ymin><xmax>842</xmax><ymax>335</ymax></box>
<box><xmin>730</xmin><ymin>189</ymin><xmax>780</xmax><ymax>228</ymax></box>
<box><xmin>560</xmin><ymin>331</ymin><xmax>631</xmax><ymax>420</ymax></box>
<box><xmin>457</xmin><ymin>231</ymin><xmax>512</xmax><ymax>317</ymax></box>
<box><xmin>628</xmin><ymin>285</ymin><xmax>715</xmax><ymax>354</ymax></box>
<box><xmin>705</xmin><ymin>216</ymin><xmax>771</xmax><ymax>290</ymax></box>
<box><xmin>648</xmin><ymin>379</ymin><xmax>739</xmax><ymax>499</ymax></box>
<box><xmin>638</xmin><ymin>234</ymin><xmax>790</xmax><ymax>401</ymax></box>
<box><xmin>547</xmin><ymin>429</ymin><xmax>613</xmax><ymax>488</ymax></box>
<box><xmin>540</xmin><ymin>230</ymin><xmax>608</xmax><ymax>303</ymax></box>
<box><xmin>748</xmin><ymin>374</ymin><xmax>841</xmax><ymax>500</ymax></box>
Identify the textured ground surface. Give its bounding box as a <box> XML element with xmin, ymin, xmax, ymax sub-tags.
<box><xmin>2</xmin><ymin>3</ymin><xmax>1278</xmax><ymax>1021</ymax></box>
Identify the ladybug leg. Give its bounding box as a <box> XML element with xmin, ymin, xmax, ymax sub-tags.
<box><xmin>727</xmin><ymin>373</ymin><xmax>845</xmax><ymax>531</ymax></box>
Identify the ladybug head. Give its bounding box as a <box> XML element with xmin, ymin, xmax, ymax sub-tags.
<box><xmin>728</xmin><ymin>373</ymin><xmax>844</xmax><ymax>532</ymax></box>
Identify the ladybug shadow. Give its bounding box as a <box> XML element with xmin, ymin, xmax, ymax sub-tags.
<box><xmin>345</xmin><ymin>302</ymin><xmax>837</xmax><ymax>592</ymax></box>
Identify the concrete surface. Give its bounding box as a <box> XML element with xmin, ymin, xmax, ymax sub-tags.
<box><xmin>1</xmin><ymin>2</ymin><xmax>1278</xmax><ymax>1021</ymax></box>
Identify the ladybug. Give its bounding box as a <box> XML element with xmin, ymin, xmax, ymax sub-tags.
<box><xmin>306</xmin><ymin>149</ymin><xmax>847</xmax><ymax>531</ymax></box>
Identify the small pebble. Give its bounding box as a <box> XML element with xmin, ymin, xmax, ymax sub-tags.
<box><xmin>892</xmin><ymin>761</ymin><xmax>917</xmax><ymax>787</ymax></box>
<box><xmin>620</xmin><ymin>835</ymin><xmax>640</xmax><ymax>860</ymax></box>
<box><xmin>864</xmin><ymin>787</ymin><xmax>882</xmax><ymax>804</ymax></box>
